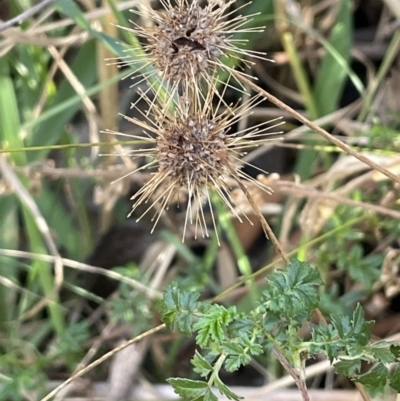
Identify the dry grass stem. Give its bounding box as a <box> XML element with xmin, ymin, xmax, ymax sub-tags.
<box><xmin>276</xmin><ymin>180</ymin><xmax>400</xmax><ymax>220</ymax></box>
<box><xmin>0</xmin><ymin>0</ymin><xmax>57</xmax><ymax>33</ymax></box>
<box><xmin>47</xmin><ymin>45</ymin><xmax>100</xmax><ymax>157</ymax></box>
<box><xmin>232</xmin><ymin>70</ymin><xmax>400</xmax><ymax>186</ymax></box>
<box><xmin>15</xmin><ymin>163</ymin><xmax>150</xmax><ymax>181</ymax></box>
<box><xmin>0</xmin><ymin>249</ymin><xmax>162</xmax><ymax>299</ymax></box>
<box><xmin>39</xmin><ymin>324</ymin><xmax>166</xmax><ymax>401</ymax></box>
<box><xmin>0</xmin><ymin>155</ymin><xmax>64</xmax><ymax>292</ymax></box>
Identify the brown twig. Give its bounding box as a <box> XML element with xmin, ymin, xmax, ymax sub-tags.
<box><xmin>273</xmin><ymin>349</ymin><xmax>310</xmax><ymax>401</ymax></box>
<box><xmin>0</xmin><ymin>249</ymin><xmax>161</xmax><ymax>300</ymax></box>
<box><xmin>232</xmin><ymin>71</ymin><xmax>400</xmax><ymax>186</ymax></box>
<box><xmin>14</xmin><ymin>164</ymin><xmax>150</xmax><ymax>183</ymax></box>
<box><xmin>276</xmin><ymin>180</ymin><xmax>400</xmax><ymax>220</ymax></box>
<box><xmin>0</xmin><ymin>0</ymin><xmax>58</xmax><ymax>33</ymax></box>
<box><xmin>39</xmin><ymin>324</ymin><xmax>166</xmax><ymax>401</ymax></box>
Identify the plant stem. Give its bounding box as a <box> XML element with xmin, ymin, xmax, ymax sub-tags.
<box><xmin>231</xmin><ymin>71</ymin><xmax>400</xmax><ymax>186</ymax></box>
<box><xmin>357</xmin><ymin>30</ymin><xmax>400</xmax><ymax>122</ymax></box>
<box><xmin>40</xmin><ymin>323</ymin><xmax>166</xmax><ymax>401</ymax></box>
<box><xmin>280</xmin><ymin>31</ymin><xmax>319</xmax><ymax>120</ymax></box>
<box><xmin>207</xmin><ymin>354</ymin><xmax>227</xmax><ymax>387</ymax></box>
<box><xmin>0</xmin><ymin>0</ymin><xmax>57</xmax><ymax>33</ymax></box>
<box><xmin>273</xmin><ymin>348</ymin><xmax>310</xmax><ymax>401</ymax></box>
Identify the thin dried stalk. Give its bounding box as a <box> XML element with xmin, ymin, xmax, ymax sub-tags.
<box><xmin>39</xmin><ymin>324</ymin><xmax>166</xmax><ymax>401</ymax></box>
<box><xmin>232</xmin><ymin>70</ymin><xmax>400</xmax><ymax>186</ymax></box>
<box><xmin>0</xmin><ymin>0</ymin><xmax>57</xmax><ymax>33</ymax></box>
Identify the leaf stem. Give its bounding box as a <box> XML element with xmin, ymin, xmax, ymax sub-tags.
<box><xmin>207</xmin><ymin>354</ymin><xmax>227</xmax><ymax>387</ymax></box>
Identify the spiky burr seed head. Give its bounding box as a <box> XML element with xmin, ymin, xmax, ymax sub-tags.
<box><xmin>114</xmin><ymin>0</ymin><xmax>267</xmax><ymax>93</ymax></box>
<box><xmin>157</xmin><ymin>116</ymin><xmax>228</xmax><ymax>188</ymax></box>
<box><xmin>148</xmin><ymin>2</ymin><xmax>225</xmax><ymax>84</ymax></box>
<box><xmin>105</xmin><ymin>93</ymin><xmax>283</xmax><ymax>244</ymax></box>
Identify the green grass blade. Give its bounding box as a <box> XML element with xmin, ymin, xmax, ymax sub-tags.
<box><xmin>55</xmin><ymin>0</ymin><xmax>125</xmax><ymax>54</ymax></box>
<box><xmin>27</xmin><ymin>40</ymin><xmax>97</xmax><ymax>155</ymax></box>
<box><xmin>281</xmin><ymin>31</ymin><xmax>318</xmax><ymax>120</ymax></box>
<box><xmin>313</xmin><ymin>0</ymin><xmax>353</xmax><ymax>116</ymax></box>
<box><xmin>0</xmin><ymin>60</ymin><xmax>26</xmax><ymax>166</ymax></box>
<box><xmin>358</xmin><ymin>30</ymin><xmax>400</xmax><ymax>122</ymax></box>
<box><xmin>35</xmin><ymin>182</ymin><xmax>88</xmax><ymax>260</ymax></box>
<box><xmin>0</xmin><ymin>59</ymin><xmax>65</xmax><ymax>336</ymax></box>
<box><xmin>293</xmin><ymin>0</ymin><xmax>352</xmax><ymax>181</ymax></box>
<box><xmin>20</xmin><ymin>70</ymin><xmax>124</xmax><ymax>133</ymax></box>
<box><xmin>0</xmin><ymin>196</ymin><xmax>19</xmax><ymax>328</ymax></box>
<box><xmin>57</xmin><ymin>0</ymin><xmax>171</xmax><ymax>106</ymax></box>
<box><xmin>210</xmin><ymin>192</ymin><xmax>259</xmax><ymax>304</ymax></box>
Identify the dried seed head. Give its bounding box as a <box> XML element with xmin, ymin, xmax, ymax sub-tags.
<box><xmin>112</xmin><ymin>0</ymin><xmax>269</xmax><ymax>95</ymax></box>
<box><xmin>157</xmin><ymin>116</ymin><xmax>227</xmax><ymax>187</ymax></box>
<box><xmin>106</xmin><ymin>92</ymin><xmax>283</xmax><ymax>243</ymax></box>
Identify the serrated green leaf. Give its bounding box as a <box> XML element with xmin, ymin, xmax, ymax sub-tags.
<box><xmin>334</xmin><ymin>358</ymin><xmax>361</xmax><ymax>376</ymax></box>
<box><xmin>221</xmin><ymin>338</ymin><xmax>252</xmax><ymax>372</ymax></box>
<box><xmin>351</xmin><ymin>304</ymin><xmax>374</xmax><ymax>345</ymax></box>
<box><xmin>180</xmin><ymin>290</ymin><xmax>201</xmax><ymax>310</ymax></box>
<box><xmin>180</xmin><ymin>314</ymin><xmax>196</xmax><ymax>334</ymax></box>
<box><xmin>329</xmin><ymin>304</ymin><xmax>374</xmax><ymax>347</ymax></box>
<box><xmin>162</xmin><ymin>285</ymin><xmax>200</xmax><ymax>334</ymax></box>
<box><xmin>348</xmin><ymin>253</ymin><xmax>382</xmax><ymax>290</ymax></box>
<box><xmin>192</xmin><ymin>351</ymin><xmax>213</xmax><ymax>378</ymax></box>
<box><xmin>168</xmin><ymin>378</ymin><xmax>208</xmax><ymax>399</ymax></box>
<box><xmin>391</xmin><ymin>345</ymin><xmax>400</xmax><ymax>360</ymax></box>
<box><xmin>262</xmin><ymin>260</ymin><xmax>322</xmax><ymax>319</ymax></box>
<box><xmin>194</xmin><ymin>305</ymin><xmax>234</xmax><ymax>347</ymax></box>
<box><xmin>286</xmin><ymin>259</ymin><xmax>323</xmax><ymax>288</ymax></box>
<box><xmin>311</xmin><ymin>323</ymin><xmax>338</xmax><ymax>342</ymax></box>
<box><xmin>370</xmin><ymin>342</ymin><xmax>396</xmax><ymax>364</ymax></box>
<box><xmin>351</xmin><ymin>304</ymin><xmax>365</xmax><ymax>333</ymax></box>
<box><xmin>214</xmin><ymin>376</ymin><xmax>242</xmax><ymax>400</ymax></box>
<box><xmin>310</xmin><ymin>323</ymin><xmax>340</xmax><ymax>360</ymax></box>
<box><xmin>238</xmin><ymin>333</ymin><xmax>263</xmax><ymax>355</ymax></box>
<box><xmin>163</xmin><ymin>285</ymin><xmax>200</xmax><ymax>311</ymax></box>
<box><xmin>196</xmin><ymin>325</ymin><xmax>212</xmax><ymax>348</ymax></box>
<box><xmin>224</xmin><ymin>355</ymin><xmax>242</xmax><ymax>372</ymax></box>
<box><xmin>248</xmin><ymin>342</ymin><xmax>263</xmax><ymax>356</ymax></box>
<box><xmin>389</xmin><ymin>364</ymin><xmax>400</xmax><ymax>391</ymax></box>
<box><xmin>263</xmin><ymin>311</ymin><xmax>281</xmax><ymax>331</ymax></box>
<box><xmin>228</xmin><ymin>316</ymin><xmax>254</xmax><ymax>336</ymax></box>
<box><xmin>330</xmin><ymin>314</ymin><xmax>352</xmax><ymax>339</ymax></box>
<box><xmin>221</xmin><ymin>342</ymin><xmax>244</xmax><ymax>355</ymax></box>
<box><xmin>163</xmin><ymin>285</ymin><xmax>179</xmax><ymax>310</ymax></box>
<box><xmin>202</xmin><ymin>389</ymin><xmax>218</xmax><ymax>401</ymax></box>
<box><xmin>356</xmin><ymin>363</ymin><xmax>388</xmax><ymax>388</ymax></box>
